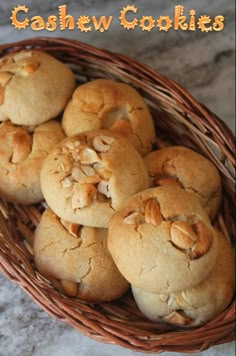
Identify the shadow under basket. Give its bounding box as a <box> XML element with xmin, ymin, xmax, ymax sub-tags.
<box><xmin>0</xmin><ymin>37</ymin><xmax>235</xmax><ymax>354</ymax></box>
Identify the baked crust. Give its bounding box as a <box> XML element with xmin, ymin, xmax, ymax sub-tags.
<box><xmin>40</xmin><ymin>129</ymin><xmax>150</xmax><ymax>228</ymax></box>
<box><xmin>0</xmin><ymin>50</ymin><xmax>76</xmax><ymax>125</ymax></box>
<box><xmin>62</xmin><ymin>79</ymin><xmax>155</xmax><ymax>156</ymax></box>
<box><xmin>33</xmin><ymin>209</ymin><xmax>129</xmax><ymax>302</ymax></box>
<box><xmin>144</xmin><ymin>146</ymin><xmax>222</xmax><ymax>220</ymax></box>
<box><xmin>0</xmin><ymin>120</ymin><xmax>65</xmax><ymax>204</ymax></box>
<box><xmin>132</xmin><ymin>229</ymin><xmax>234</xmax><ymax>327</ymax></box>
<box><xmin>108</xmin><ymin>186</ymin><xmax>220</xmax><ymax>293</ymax></box>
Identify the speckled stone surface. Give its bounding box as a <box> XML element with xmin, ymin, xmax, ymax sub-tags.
<box><xmin>0</xmin><ymin>0</ymin><xmax>235</xmax><ymax>355</ymax></box>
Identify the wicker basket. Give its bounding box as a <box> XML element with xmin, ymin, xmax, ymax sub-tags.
<box><xmin>0</xmin><ymin>37</ymin><xmax>235</xmax><ymax>354</ymax></box>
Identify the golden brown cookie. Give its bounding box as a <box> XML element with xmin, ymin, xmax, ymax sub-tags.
<box><xmin>144</xmin><ymin>146</ymin><xmax>222</xmax><ymax>220</ymax></box>
<box><xmin>0</xmin><ymin>50</ymin><xmax>75</xmax><ymax>125</ymax></box>
<box><xmin>0</xmin><ymin>120</ymin><xmax>65</xmax><ymax>204</ymax></box>
<box><xmin>132</xmin><ymin>229</ymin><xmax>234</xmax><ymax>327</ymax></box>
<box><xmin>33</xmin><ymin>209</ymin><xmax>129</xmax><ymax>302</ymax></box>
<box><xmin>40</xmin><ymin>130</ymin><xmax>150</xmax><ymax>228</ymax></box>
<box><xmin>62</xmin><ymin>79</ymin><xmax>155</xmax><ymax>156</ymax></box>
<box><xmin>108</xmin><ymin>186</ymin><xmax>220</xmax><ymax>294</ymax></box>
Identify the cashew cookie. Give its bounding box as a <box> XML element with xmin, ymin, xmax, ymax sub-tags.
<box><xmin>132</xmin><ymin>229</ymin><xmax>234</xmax><ymax>327</ymax></box>
<box><xmin>108</xmin><ymin>186</ymin><xmax>220</xmax><ymax>294</ymax></box>
<box><xmin>144</xmin><ymin>146</ymin><xmax>222</xmax><ymax>220</ymax></box>
<box><xmin>0</xmin><ymin>50</ymin><xmax>76</xmax><ymax>125</ymax></box>
<box><xmin>33</xmin><ymin>209</ymin><xmax>129</xmax><ymax>302</ymax></box>
<box><xmin>62</xmin><ymin>79</ymin><xmax>155</xmax><ymax>156</ymax></box>
<box><xmin>0</xmin><ymin>120</ymin><xmax>65</xmax><ymax>204</ymax></box>
<box><xmin>40</xmin><ymin>130</ymin><xmax>150</xmax><ymax>228</ymax></box>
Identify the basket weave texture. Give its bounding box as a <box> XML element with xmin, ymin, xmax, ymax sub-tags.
<box><xmin>0</xmin><ymin>37</ymin><xmax>235</xmax><ymax>354</ymax></box>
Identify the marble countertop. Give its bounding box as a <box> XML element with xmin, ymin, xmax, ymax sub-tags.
<box><xmin>0</xmin><ymin>1</ymin><xmax>235</xmax><ymax>355</ymax></box>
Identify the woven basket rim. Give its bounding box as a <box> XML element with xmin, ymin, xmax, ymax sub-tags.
<box><xmin>0</xmin><ymin>36</ymin><xmax>235</xmax><ymax>354</ymax></box>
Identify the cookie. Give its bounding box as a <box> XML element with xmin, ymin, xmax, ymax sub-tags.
<box><xmin>0</xmin><ymin>120</ymin><xmax>65</xmax><ymax>204</ymax></box>
<box><xmin>61</xmin><ymin>79</ymin><xmax>155</xmax><ymax>156</ymax></box>
<box><xmin>0</xmin><ymin>50</ymin><xmax>75</xmax><ymax>125</ymax></box>
<box><xmin>108</xmin><ymin>186</ymin><xmax>220</xmax><ymax>294</ymax></box>
<box><xmin>40</xmin><ymin>130</ymin><xmax>150</xmax><ymax>228</ymax></box>
<box><xmin>132</xmin><ymin>229</ymin><xmax>234</xmax><ymax>327</ymax></box>
<box><xmin>33</xmin><ymin>209</ymin><xmax>129</xmax><ymax>302</ymax></box>
<box><xmin>144</xmin><ymin>146</ymin><xmax>222</xmax><ymax>220</ymax></box>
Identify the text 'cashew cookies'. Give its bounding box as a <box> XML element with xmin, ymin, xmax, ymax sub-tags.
<box><xmin>62</xmin><ymin>79</ymin><xmax>155</xmax><ymax>156</ymax></box>
<box><xmin>132</xmin><ymin>229</ymin><xmax>234</xmax><ymax>327</ymax></box>
<box><xmin>144</xmin><ymin>146</ymin><xmax>222</xmax><ymax>220</ymax></box>
<box><xmin>0</xmin><ymin>50</ymin><xmax>76</xmax><ymax>125</ymax></box>
<box><xmin>0</xmin><ymin>120</ymin><xmax>65</xmax><ymax>204</ymax></box>
<box><xmin>108</xmin><ymin>186</ymin><xmax>220</xmax><ymax>294</ymax></box>
<box><xmin>40</xmin><ymin>129</ymin><xmax>150</xmax><ymax>228</ymax></box>
<box><xmin>33</xmin><ymin>209</ymin><xmax>129</xmax><ymax>302</ymax></box>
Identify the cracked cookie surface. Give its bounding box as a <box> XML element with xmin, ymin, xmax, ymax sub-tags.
<box><xmin>33</xmin><ymin>209</ymin><xmax>129</xmax><ymax>302</ymax></box>
<box><xmin>144</xmin><ymin>146</ymin><xmax>222</xmax><ymax>220</ymax></box>
<box><xmin>62</xmin><ymin>79</ymin><xmax>155</xmax><ymax>156</ymax></box>
<box><xmin>0</xmin><ymin>50</ymin><xmax>76</xmax><ymax>125</ymax></box>
<box><xmin>0</xmin><ymin>120</ymin><xmax>65</xmax><ymax>204</ymax></box>
<box><xmin>40</xmin><ymin>129</ymin><xmax>150</xmax><ymax>228</ymax></box>
<box><xmin>108</xmin><ymin>186</ymin><xmax>220</xmax><ymax>294</ymax></box>
<box><xmin>132</xmin><ymin>229</ymin><xmax>234</xmax><ymax>327</ymax></box>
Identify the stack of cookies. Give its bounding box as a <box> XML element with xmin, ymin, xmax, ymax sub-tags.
<box><xmin>35</xmin><ymin>129</ymin><xmax>150</xmax><ymax>302</ymax></box>
<box><xmin>33</xmin><ymin>73</ymin><xmax>156</xmax><ymax>303</ymax></box>
<box><xmin>0</xmin><ymin>49</ymin><xmax>234</xmax><ymax>325</ymax></box>
<box><xmin>0</xmin><ymin>50</ymin><xmax>75</xmax><ymax>204</ymax></box>
<box><xmin>108</xmin><ymin>147</ymin><xmax>234</xmax><ymax>327</ymax></box>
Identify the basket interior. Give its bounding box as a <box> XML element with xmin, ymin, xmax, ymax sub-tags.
<box><xmin>0</xmin><ymin>37</ymin><xmax>235</xmax><ymax>354</ymax></box>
